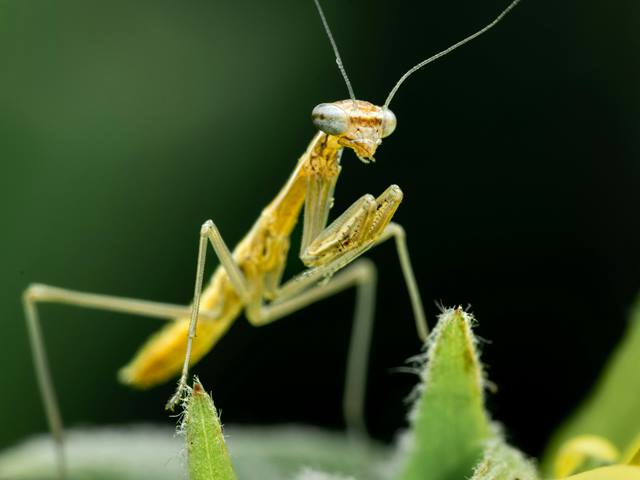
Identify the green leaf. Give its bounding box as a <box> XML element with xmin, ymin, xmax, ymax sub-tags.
<box><xmin>183</xmin><ymin>378</ymin><xmax>237</xmax><ymax>480</ymax></box>
<box><xmin>543</xmin><ymin>294</ymin><xmax>640</xmax><ymax>475</ymax></box>
<box><xmin>399</xmin><ymin>307</ymin><xmax>492</xmax><ymax>480</ymax></box>
<box><xmin>470</xmin><ymin>438</ymin><xmax>539</xmax><ymax>480</ymax></box>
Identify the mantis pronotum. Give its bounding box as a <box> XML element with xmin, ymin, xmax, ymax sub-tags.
<box><xmin>23</xmin><ymin>0</ymin><xmax>521</xmax><ymax>477</ymax></box>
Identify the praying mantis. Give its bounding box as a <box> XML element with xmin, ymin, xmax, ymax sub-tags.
<box><xmin>22</xmin><ymin>0</ymin><xmax>521</xmax><ymax>477</ymax></box>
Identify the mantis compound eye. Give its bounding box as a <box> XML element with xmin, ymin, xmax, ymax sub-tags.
<box><xmin>312</xmin><ymin>103</ymin><xmax>349</xmax><ymax>136</ymax></box>
<box><xmin>381</xmin><ymin>108</ymin><xmax>397</xmax><ymax>138</ymax></box>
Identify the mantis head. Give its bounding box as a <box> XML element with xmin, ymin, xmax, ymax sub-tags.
<box><xmin>312</xmin><ymin>100</ymin><xmax>396</xmax><ymax>163</ymax></box>
<box><xmin>312</xmin><ymin>0</ymin><xmax>521</xmax><ymax>160</ymax></box>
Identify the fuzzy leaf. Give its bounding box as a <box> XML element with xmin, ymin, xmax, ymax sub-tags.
<box><xmin>399</xmin><ymin>308</ymin><xmax>492</xmax><ymax>480</ymax></box>
<box><xmin>470</xmin><ymin>437</ymin><xmax>539</xmax><ymax>480</ymax></box>
<box><xmin>183</xmin><ymin>378</ymin><xmax>236</xmax><ymax>480</ymax></box>
<box><xmin>543</xmin><ymin>294</ymin><xmax>640</xmax><ymax>474</ymax></box>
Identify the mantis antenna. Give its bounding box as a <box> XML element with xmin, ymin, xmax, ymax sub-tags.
<box><xmin>384</xmin><ymin>0</ymin><xmax>522</xmax><ymax>109</ymax></box>
<box><xmin>313</xmin><ymin>0</ymin><xmax>357</xmax><ymax>101</ymax></box>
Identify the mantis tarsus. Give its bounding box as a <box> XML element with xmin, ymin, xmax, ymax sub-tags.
<box><xmin>22</xmin><ymin>0</ymin><xmax>521</xmax><ymax>477</ymax></box>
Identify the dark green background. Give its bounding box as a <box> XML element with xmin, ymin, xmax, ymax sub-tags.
<box><xmin>1</xmin><ymin>0</ymin><xmax>638</xmax><ymax>457</ymax></box>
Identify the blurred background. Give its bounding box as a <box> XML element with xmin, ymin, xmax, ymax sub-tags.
<box><xmin>1</xmin><ymin>0</ymin><xmax>638</xmax><ymax>459</ymax></box>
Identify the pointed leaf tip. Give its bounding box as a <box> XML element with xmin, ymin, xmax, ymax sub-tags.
<box><xmin>183</xmin><ymin>377</ymin><xmax>237</xmax><ymax>480</ymax></box>
<box><xmin>400</xmin><ymin>307</ymin><xmax>491</xmax><ymax>480</ymax></box>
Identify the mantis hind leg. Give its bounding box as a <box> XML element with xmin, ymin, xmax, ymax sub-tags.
<box><xmin>22</xmin><ymin>284</ymin><xmax>212</xmax><ymax>479</ymax></box>
<box><xmin>244</xmin><ymin>259</ymin><xmax>377</xmax><ymax>436</ymax></box>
